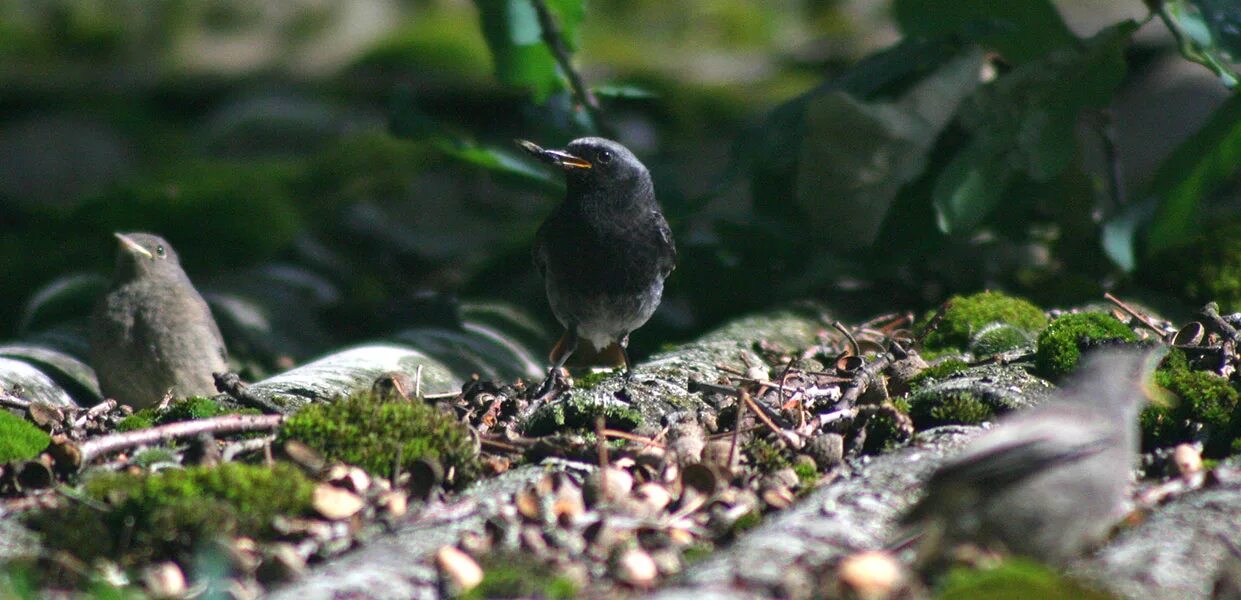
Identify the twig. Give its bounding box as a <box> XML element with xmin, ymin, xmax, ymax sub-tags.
<box><xmin>833</xmin><ymin>322</ymin><xmax>860</xmax><ymax>356</ymax></box>
<box><xmin>1104</xmin><ymin>292</ymin><xmax>1165</xmax><ymax>337</ymax></box>
<box><xmin>832</xmin><ymin>353</ymin><xmax>894</xmax><ymax>411</ymax></box>
<box><xmin>213</xmin><ymin>372</ymin><xmax>284</xmax><ymax>415</ymax></box>
<box><xmin>915</xmin><ymin>300</ymin><xmax>953</xmax><ymax>345</ymax></box>
<box><xmin>74</xmin><ymin>414</ymin><xmax>285</xmax><ymax>467</ymax></box>
<box><xmin>74</xmin><ymin>400</ymin><xmax>116</xmax><ymax>429</ymax></box>
<box><xmin>221</xmin><ymin>435</ymin><xmax>275</xmax><ymax>462</ymax></box>
<box><xmin>728</xmin><ymin>390</ymin><xmax>747</xmax><ymax>472</ymax></box>
<box><xmin>480</xmin><ymin>438</ymin><xmax>526</xmax><ymax>453</ymax></box>
<box><xmin>530</xmin><ymin>0</ymin><xmax>603</xmax><ymax>131</ymax></box>
<box><xmin>0</xmin><ymin>392</ymin><xmax>30</xmax><ymax>411</ymax></box>
<box><xmin>595</xmin><ymin>416</ymin><xmax>610</xmax><ymax>501</ymax></box>
<box><xmin>740</xmin><ymin>389</ymin><xmax>798</xmax><ymax>447</ymax></box>
<box><xmin>414</xmin><ymin>365</ymin><xmax>423</xmax><ymax>399</ymax></box>
<box><xmin>1199</xmin><ymin>302</ymin><xmax>1241</xmax><ymax>345</ymax></box>
<box><xmin>600</xmin><ymin>429</ymin><xmax>666</xmax><ymax>449</ymax></box>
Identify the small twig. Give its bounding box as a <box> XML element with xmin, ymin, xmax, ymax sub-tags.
<box><xmin>728</xmin><ymin>391</ymin><xmax>747</xmax><ymax>473</ymax></box>
<box><xmin>915</xmin><ymin>300</ymin><xmax>953</xmax><ymax>345</ymax></box>
<box><xmin>74</xmin><ymin>414</ymin><xmax>285</xmax><ymax>467</ymax></box>
<box><xmin>74</xmin><ymin>400</ymin><xmax>116</xmax><ymax>429</ymax></box>
<box><xmin>480</xmin><ymin>437</ymin><xmax>526</xmax><ymax>453</ymax></box>
<box><xmin>740</xmin><ymin>389</ymin><xmax>798</xmax><ymax>447</ymax></box>
<box><xmin>221</xmin><ymin>435</ymin><xmax>275</xmax><ymax>462</ymax></box>
<box><xmin>414</xmin><ymin>365</ymin><xmax>423</xmax><ymax>399</ymax></box>
<box><xmin>600</xmin><ymin>429</ymin><xmax>666</xmax><ymax>449</ymax></box>
<box><xmin>0</xmin><ymin>392</ymin><xmax>30</xmax><ymax>411</ymax></box>
<box><xmin>1200</xmin><ymin>302</ymin><xmax>1241</xmax><ymax>345</ymax></box>
<box><xmin>832</xmin><ymin>353</ymin><xmax>894</xmax><ymax>411</ymax></box>
<box><xmin>1104</xmin><ymin>292</ymin><xmax>1164</xmax><ymax>337</ymax></box>
<box><xmin>530</xmin><ymin>0</ymin><xmax>603</xmax><ymax>131</ymax></box>
<box><xmin>833</xmin><ymin>322</ymin><xmax>861</xmax><ymax>356</ymax></box>
<box><xmin>213</xmin><ymin>372</ymin><xmax>284</xmax><ymax>415</ymax></box>
<box><xmin>595</xmin><ymin>416</ymin><xmax>609</xmax><ymax>501</ymax></box>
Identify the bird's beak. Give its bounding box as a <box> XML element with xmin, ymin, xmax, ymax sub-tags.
<box><xmin>114</xmin><ymin>233</ymin><xmax>153</xmax><ymax>260</ymax></box>
<box><xmin>517</xmin><ymin>139</ymin><xmax>592</xmax><ymax>170</ymax></box>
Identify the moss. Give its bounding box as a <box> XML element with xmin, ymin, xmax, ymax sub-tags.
<box><xmin>463</xmin><ymin>553</ymin><xmax>578</xmax><ymax>599</ymax></box>
<box><xmin>910</xmin><ymin>359</ymin><xmax>971</xmax><ymax>388</ymax></box>
<box><xmin>746</xmin><ymin>437</ymin><xmax>789</xmax><ymax>471</ymax></box>
<box><xmin>792</xmin><ymin>459</ymin><xmax>819</xmax><ymax>486</ymax></box>
<box><xmin>278</xmin><ymin>391</ymin><xmax>479</xmax><ymax>485</ymax></box>
<box><xmin>116</xmin><ymin>397</ymin><xmax>259</xmax><ymax>432</ymax></box>
<box><xmin>130</xmin><ymin>448</ymin><xmax>178</xmax><ymax>469</ymax></box>
<box><xmin>936</xmin><ymin>559</ymin><xmax>1112</xmax><ymax>600</ymax></box>
<box><xmin>731</xmin><ymin>510</ymin><xmax>763</xmax><ymax>533</ymax></box>
<box><xmin>1141</xmin><ymin>350</ymin><xmax>1241</xmax><ymax>457</ymax></box>
<box><xmin>0</xmin><ymin>411</ymin><xmax>50</xmax><ymax>463</ymax></box>
<box><xmin>28</xmin><ymin>463</ymin><xmax>313</xmax><ymax>569</ymax></box>
<box><xmin>910</xmin><ymin>389</ymin><xmax>995</xmax><ymax>430</ymax></box>
<box><xmin>1035</xmin><ymin>313</ymin><xmax>1138</xmax><ymax>378</ymax></box>
<box><xmin>920</xmin><ymin>291</ymin><xmax>1047</xmax><ymax>353</ymax></box>
<box><xmin>970</xmin><ymin>323</ymin><xmax>1035</xmax><ymax>356</ymax></box>
<box><xmin>575</xmin><ymin>369</ymin><xmax>619</xmax><ymax>390</ymax></box>
<box><xmin>523</xmin><ymin>395</ymin><xmax>643</xmax><ymax>436</ymax></box>
<box><xmin>861</xmin><ymin>403</ymin><xmax>914</xmax><ymax>454</ymax></box>
<box><xmin>1141</xmin><ymin>221</ymin><xmax>1241</xmax><ymax>312</ymax></box>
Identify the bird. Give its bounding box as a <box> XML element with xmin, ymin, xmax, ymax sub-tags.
<box><xmin>90</xmin><ymin>232</ymin><xmax>228</xmax><ymax>409</ymax></box>
<box><xmin>519</xmin><ymin>137</ymin><xmax>676</xmax><ymax>387</ymax></box>
<box><xmin>898</xmin><ymin>347</ymin><xmax>1163</xmax><ymax>566</ymax></box>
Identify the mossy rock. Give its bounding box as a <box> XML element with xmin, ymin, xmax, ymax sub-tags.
<box><xmin>1141</xmin><ymin>349</ymin><xmax>1241</xmax><ymax>457</ymax></box>
<box><xmin>278</xmin><ymin>391</ymin><xmax>479</xmax><ymax>485</ymax></box>
<box><xmin>523</xmin><ymin>395</ymin><xmax>643</xmax><ymax>437</ymax></box>
<box><xmin>861</xmin><ymin>400</ymin><xmax>914</xmax><ymax>454</ymax></box>
<box><xmin>27</xmin><ymin>463</ymin><xmax>313</xmax><ymax>569</ymax></box>
<box><xmin>908</xmin><ymin>364</ymin><xmax>1054</xmax><ymax>430</ymax></box>
<box><xmin>920</xmin><ymin>291</ymin><xmax>1047</xmax><ymax>353</ymax></box>
<box><xmin>937</xmin><ymin>559</ymin><xmax>1113</xmax><ymax>599</ymax></box>
<box><xmin>969</xmin><ymin>323</ymin><xmax>1035</xmax><ymax>356</ymax></box>
<box><xmin>117</xmin><ymin>396</ymin><xmax>259</xmax><ymax>432</ymax></box>
<box><xmin>909</xmin><ymin>359</ymin><xmax>971</xmax><ymax>389</ymax></box>
<box><xmin>0</xmin><ymin>411</ymin><xmax>50</xmax><ymax>463</ymax></box>
<box><xmin>1034</xmin><ymin>313</ymin><xmax>1139</xmax><ymax>378</ymax></box>
<box><xmin>1140</xmin><ymin>221</ymin><xmax>1241</xmax><ymax>312</ymax></box>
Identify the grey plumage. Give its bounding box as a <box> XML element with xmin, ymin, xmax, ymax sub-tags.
<box><xmin>900</xmin><ymin>347</ymin><xmax>1162</xmax><ymax>565</ymax></box>
<box><xmin>90</xmin><ymin>232</ymin><xmax>227</xmax><ymax>409</ymax></box>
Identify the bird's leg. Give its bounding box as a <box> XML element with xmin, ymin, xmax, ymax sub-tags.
<box><xmin>619</xmin><ymin>335</ymin><xmax>634</xmax><ymax>380</ymax></box>
<box><xmin>535</xmin><ymin>327</ymin><xmax>578</xmax><ymax>398</ymax></box>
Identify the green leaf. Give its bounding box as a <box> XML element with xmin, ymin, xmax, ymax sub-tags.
<box><xmin>473</xmin><ymin>0</ymin><xmax>585</xmax><ymax>101</ymax></box>
<box><xmin>1160</xmin><ymin>0</ymin><xmax>1241</xmax><ymax>87</ymax></box>
<box><xmin>1144</xmin><ymin>92</ymin><xmax>1241</xmax><ymax>256</ymax></box>
<box><xmin>892</xmin><ymin>0</ymin><xmax>1077</xmax><ymax>65</ymax></box>
<box><xmin>795</xmin><ymin>50</ymin><xmax>985</xmax><ymax>250</ymax></box>
<box><xmin>932</xmin><ymin>22</ymin><xmax>1136</xmax><ymax>236</ymax></box>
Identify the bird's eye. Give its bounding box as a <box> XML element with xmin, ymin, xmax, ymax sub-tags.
<box><xmin>156</xmin><ymin>245</ymin><xmax>166</xmax><ymax>257</ymax></box>
<box><xmin>597</xmin><ymin>150</ymin><xmax>613</xmax><ymax>164</ymax></box>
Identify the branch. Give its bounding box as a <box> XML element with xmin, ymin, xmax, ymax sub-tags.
<box><xmin>530</xmin><ymin>0</ymin><xmax>603</xmax><ymax>131</ymax></box>
<box><xmin>68</xmin><ymin>413</ymin><xmax>285</xmax><ymax>468</ymax></box>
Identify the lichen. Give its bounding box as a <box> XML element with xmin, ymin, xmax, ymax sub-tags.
<box><xmin>278</xmin><ymin>390</ymin><xmax>479</xmax><ymax>485</ymax></box>
<box><xmin>920</xmin><ymin>291</ymin><xmax>1047</xmax><ymax>353</ymax></box>
<box><xmin>1034</xmin><ymin>312</ymin><xmax>1138</xmax><ymax>378</ymax></box>
<box><xmin>1141</xmin><ymin>349</ymin><xmax>1241</xmax><ymax>457</ymax></box>
<box><xmin>27</xmin><ymin>463</ymin><xmax>314</xmax><ymax>569</ymax></box>
<box><xmin>937</xmin><ymin>559</ymin><xmax>1112</xmax><ymax>599</ymax></box>
<box><xmin>522</xmin><ymin>395</ymin><xmax>643</xmax><ymax>436</ymax></box>
<box><xmin>0</xmin><ymin>411</ymin><xmax>50</xmax><ymax>463</ymax></box>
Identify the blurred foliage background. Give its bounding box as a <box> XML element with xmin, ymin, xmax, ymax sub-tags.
<box><xmin>1</xmin><ymin>0</ymin><xmax>1239</xmax><ymax>376</ymax></box>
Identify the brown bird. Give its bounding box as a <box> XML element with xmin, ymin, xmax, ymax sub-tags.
<box><xmin>91</xmin><ymin>232</ymin><xmax>228</xmax><ymax>409</ymax></box>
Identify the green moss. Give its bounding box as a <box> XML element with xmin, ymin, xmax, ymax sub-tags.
<box><xmin>278</xmin><ymin>391</ymin><xmax>479</xmax><ymax>484</ymax></box>
<box><xmin>910</xmin><ymin>391</ymin><xmax>994</xmax><ymax>429</ymax></box>
<box><xmin>463</xmin><ymin>553</ymin><xmax>578</xmax><ymax>599</ymax></box>
<box><xmin>1142</xmin><ymin>350</ymin><xmax>1241</xmax><ymax>457</ymax></box>
<box><xmin>1035</xmin><ymin>313</ymin><xmax>1138</xmax><ymax>378</ymax></box>
<box><xmin>1141</xmin><ymin>222</ymin><xmax>1241</xmax><ymax>312</ymax></box>
<box><xmin>746</xmin><ymin>437</ymin><xmax>789</xmax><ymax>471</ymax></box>
<box><xmin>970</xmin><ymin>323</ymin><xmax>1035</xmax><ymax>356</ymax></box>
<box><xmin>792</xmin><ymin>459</ymin><xmax>819</xmax><ymax>486</ymax></box>
<box><xmin>921</xmin><ymin>291</ymin><xmax>1047</xmax><ymax>353</ymax></box>
<box><xmin>937</xmin><ymin>559</ymin><xmax>1112</xmax><ymax>600</ymax></box>
<box><xmin>862</xmin><ymin>404</ymin><xmax>913</xmax><ymax>454</ymax></box>
<box><xmin>116</xmin><ymin>397</ymin><xmax>258</xmax><ymax>432</ymax></box>
<box><xmin>731</xmin><ymin>510</ymin><xmax>763</xmax><ymax>533</ymax></box>
<box><xmin>130</xmin><ymin>448</ymin><xmax>178</xmax><ymax>469</ymax></box>
<box><xmin>0</xmin><ymin>411</ymin><xmax>50</xmax><ymax>463</ymax></box>
<box><xmin>523</xmin><ymin>395</ymin><xmax>643</xmax><ymax>436</ymax></box>
<box><xmin>910</xmin><ymin>359</ymin><xmax>971</xmax><ymax>388</ymax></box>
<box><xmin>28</xmin><ymin>463</ymin><xmax>313</xmax><ymax>569</ymax></box>
<box><xmin>575</xmin><ymin>369</ymin><xmax>620</xmax><ymax>390</ymax></box>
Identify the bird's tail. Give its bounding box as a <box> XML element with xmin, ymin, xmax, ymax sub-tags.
<box><xmin>549</xmin><ymin>331</ymin><xmax>626</xmax><ymax>369</ymax></box>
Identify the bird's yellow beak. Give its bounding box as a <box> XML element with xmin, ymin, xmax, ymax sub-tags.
<box><xmin>114</xmin><ymin>233</ymin><xmax>153</xmax><ymax>260</ymax></box>
<box><xmin>517</xmin><ymin>139</ymin><xmax>592</xmax><ymax>170</ymax></box>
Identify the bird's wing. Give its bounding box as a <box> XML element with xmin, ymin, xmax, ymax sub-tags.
<box><xmin>926</xmin><ymin>427</ymin><xmax>1112</xmax><ymax>491</ymax></box>
<box><xmin>653</xmin><ymin>210</ymin><xmax>676</xmax><ymax>277</ymax></box>
<box><xmin>532</xmin><ymin>218</ymin><xmax>551</xmax><ymax>281</ymax></box>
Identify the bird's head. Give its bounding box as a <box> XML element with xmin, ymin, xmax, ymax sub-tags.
<box><xmin>111</xmin><ymin>232</ymin><xmax>182</xmax><ymax>280</ymax></box>
<box><xmin>518</xmin><ymin>137</ymin><xmax>652</xmax><ymax>207</ymax></box>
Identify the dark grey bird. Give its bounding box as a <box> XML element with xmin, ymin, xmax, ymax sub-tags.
<box><xmin>519</xmin><ymin>138</ymin><xmax>676</xmax><ymax>384</ymax></box>
<box><xmin>91</xmin><ymin>232</ymin><xmax>228</xmax><ymax>409</ymax></box>
<box><xmin>899</xmin><ymin>347</ymin><xmax>1163</xmax><ymax>566</ymax></box>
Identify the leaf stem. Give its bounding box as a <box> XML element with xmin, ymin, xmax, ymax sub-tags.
<box><xmin>530</xmin><ymin>0</ymin><xmax>604</xmax><ymax>132</ymax></box>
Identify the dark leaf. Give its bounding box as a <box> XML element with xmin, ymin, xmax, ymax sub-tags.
<box><xmin>892</xmin><ymin>0</ymin><xmax>1077</xmax><ymax>65</ymax></box>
